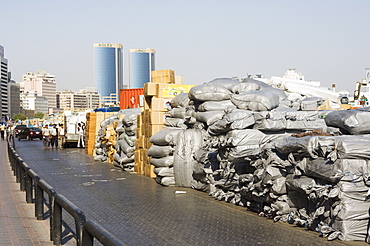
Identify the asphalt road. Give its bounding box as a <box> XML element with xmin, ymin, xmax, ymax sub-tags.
<box><xmin>13</xmin><ymin>139</ymin><xmax>368</xmax><ymax>246</ymax></box>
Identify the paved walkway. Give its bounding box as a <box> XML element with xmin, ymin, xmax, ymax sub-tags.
<box><xmin>0</xmin><ymin>140</ymin><xmax>52</xmax><ymax>246</ymax></box>
<box><xmin>2</xmin><ymin>139</ymin><xmax>369</xmax><ymax>246</ymax></box>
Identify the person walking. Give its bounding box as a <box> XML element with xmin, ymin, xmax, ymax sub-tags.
<box><xmin>0</xmin><ymin>124</ymin><xmax>5</xmax><ymax>140</ymax></box>
<box><xmin>7</xmin><ymin>125</ymin><xmax>15</xmax><ymax>141</ymax></box>
<box><xmin>77</xmin><ymin>123</ymin><xmax>85</xmax><ymax>148</ymax></box>
<box><xmin>50</xmin><ymin>124</ymin><xmax>58</xmax><ymax>149</ymax></box>
<box><xmin>58</xmin><ymin>124</ymin><xmax>66</xmax><ymax>149</ymax></box>
<box><xmin>42</xmin><ymin>125</ymin><xmax>51</xmax><ymax>150</ymax></box>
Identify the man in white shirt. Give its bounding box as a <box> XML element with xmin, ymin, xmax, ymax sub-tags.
<box><xmin>42</xmin><ymin>125</ymin><xmax>51</xmax><ymax>150</ymax></box>
<box><xmin>58</xmin><ymin>124</ymin><xmax>66</xmax><ymax>149</ymax></box>
<box><xmin>50</xmin><ymin>124</ymin><xmax>58</xmax><ymax>149</ymax></box>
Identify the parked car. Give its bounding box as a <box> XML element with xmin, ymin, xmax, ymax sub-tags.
<box><xmin>13</xmin><ymin>125</ymin><xmax>28</xmax><ymax>137</ymax></box>
<box><xmin>17</xmin><ymin>127</ymin><xmax>43</xmax><ymax>140</ymax></box>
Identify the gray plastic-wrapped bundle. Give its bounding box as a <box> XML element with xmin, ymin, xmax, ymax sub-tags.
<box><xmin>148</xmin><ymin>145</ymin><xmax>175</xmax><ymax>158</ymax></box>
<box><xmin>231</xmin><ymin>78</ymin><xmax>271</xmax><ymax>93</ymax></box>
<box><xmin>116</xmin><ymin>139</ymin><xmax>135</xmax><ymax>157</ymax></box>
<box><xmin>174</xmin><ymin>129</ymin><xmax>204</xmax><ymax>187</ymax></box>
<box><xmin>230</xmin><ymin>90</ymin><xmax>280</xmax><ymax>111</ymax></box>
<box><xmin>188</xmin><ymin>83</ymin><xmax>231</xmax><ymax>101</ymax></box>
<box><xmin>207</xmin><ymin>77</ymin><xmax>240</xmax><ymax>91</ymax></box>
<box><xmin>170</xmin><ymin>107</ymin><xmax>186</xmax><ymax>119</ymax></box>
<box><xmin>300</xmin><ymin>97</ymin><xmax>325</xmax><ymax>111</ymax></box>
<box><xmin>225</xmin><ymin>129</ymin><xmax>266</xmax><ymax>147</ymax></box>
<box><xmin>150</xmin><ymin>156</ymin><xmax>174</xmax><ymax>168</ymax></box>
<box><xmin>195</xmin><ymin>111</ymin><xmax>225</xmax><ymax>126</ymax></box>
<box><xmin>224</xmin><ymin>109</ymin><xmax>255</xmax><ymax>130</ymax></box>
<box><xmin>170</xmin><ymin>93</ymin><xmax>190</xmax><ymax>108</ymax></box>
<box><xmin>329</xmin><ymin>159</ymin><xmax>370</xmax><ymax>241</ymax></box>
<box><xmin>164</xmin><ymin>118</ymin><xmax>186</xmax><ymax>128</ymax></box>
<box><xmin>100</xmin><ymin>115</ymin><xmax>119</xmax><ymax>128</ymax></box>
<box><xmin>325</xmin><ymin>109</ymin><xmax>370</xmax><ymax>135</ymax></box>
<box><xmin>149</xmin><ymin>127</ymin><xmax>183</xmax><ymax>146</ymax></box>
<box><xmin>232</xmin><ymin>79</ymin><xmax>288</xmax><ymax>102</ymax></box>
<box><xmin>197</xmin><ymin>100</ymin><xmax>236</xmax><ymax>112</ymax></box>
<box><xmin>297</xmin><ymin>158</ymin><xmax>343</xmax><ymax>183</ymax></box>
<box><xmin>122</xmin><ymin>108</ymin><xmax>141</xmax><ymax>126</ymax></box>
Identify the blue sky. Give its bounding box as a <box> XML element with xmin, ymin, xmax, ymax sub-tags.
<box><xmin>1</xmin><ymin>0</ymin><xmax>369</xmax><ymax>93</ymax></box>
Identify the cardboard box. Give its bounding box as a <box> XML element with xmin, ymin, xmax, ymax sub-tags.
<box><xmin>144</xmin><ymin>82</ymin><xmax>157</xmax><ymax>96</ymax></box>
<box><xmin>156</xmin><ymin>84</ymin><xmax>195</xmax><ymax>98</ymax></box>
<box><xmin>149</xmin><ymin>124</ymin><xmax>164</xmax><ymax>136</ymax></box>
<box><xmin>149</xmin><ymin>97</ymin><xmax>172</xmax><ymax>112</ymax></box>
<box><xmin>151</xmin><ymin>69</ymin><xmax>175</xmax><ymax>79</ymax></box>
<box><xmin>152</xmin><ymin>77</ymin><xmax>175</xmax><ymax>84</ymax></box>
<box><xmin>149</xmin><ymin>112</ymin><xmax>171</xmax><ymax>125</ymax></box>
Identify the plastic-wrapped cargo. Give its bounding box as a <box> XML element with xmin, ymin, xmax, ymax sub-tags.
<box><xmin>230</xmin><ymin>90</ymin><xmax>280</xmax><ymax>111</ymax></box>
<box><xmin>300</xmin><ymin>97</ymin><xmax>325</xmax><ymax>111</ymax></box>
<box><xmin>148</xmin><ymin>145</ymin><xmax>175</xmax><ymax>158</ymax></box>
<box><xmin>188</xmin><ymin>83</ymin><xmax>231</xmax><ymax>101</ymax></box>
<box><xmin>150</xmin><ymin>156</ymin><xmax>174</xmax><ymax>168</ymax></box>
<box><xmin>170</xmin><ymin>93</ymin><xmax>190</xmax><ymax>108</ymax></box>
<box><xmin>195</xmin><ymin>111</ymin><xmax>225</xmax><ymax>126</ymax></box>
<box><xmin>197</xmin><ymin>100</ymin><xmax>236</xmax><ymax>112</ymax></box>
<box><xmin>149</xmin><ymin>127</ymin><xmax>183</xmax><ymax>146</ymax></box>
<box><xmin>207</xmin><ymin>77</ymin><xmax>240</xmax><ymax>91</ymax></box>
<box><xmin>174</xmin><ymin>129</ymin><xmax>204</xmax><ymax>187</ymax></box>
<box><xmin>324</xmin><ymin>109</ymin><xmax>370</xmax><ymax>135</ymax></box>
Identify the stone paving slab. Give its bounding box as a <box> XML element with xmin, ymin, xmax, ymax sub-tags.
<box><xmin>10</xmin><ymin>139</ymin><xmax>370</xmax><ymax>246</ymax></box>
<box><xmin>0</xmin><ymin>140</ymin><xmax>52</xmax><ymax>246</ymax></box>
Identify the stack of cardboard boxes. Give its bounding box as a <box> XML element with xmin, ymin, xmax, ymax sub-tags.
<box><xmin>135</xmin><ymin>69</ymin><xmax>195</xmax><ymax>178</ymax></box>
<box><xmin>135</xmin><ymin>69</ymin><xmax>175</xmax><ymax>177</ymax></box>
<box><xmin>85</xmin><ymin>112</ymin><xmax>115</xmax><ymax>155</ymax></box>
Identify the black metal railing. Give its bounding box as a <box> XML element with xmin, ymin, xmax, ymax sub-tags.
<box><xmin>7</xmin><ymin>141</ymin><xmax>124</xmax><ymax>246</ymax></box>
<box><xmin>82</xmin><ymin>220</ymin><xmax>125</xmax><ymax>246</ymax></box>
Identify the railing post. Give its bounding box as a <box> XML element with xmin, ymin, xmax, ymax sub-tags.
<box><xmin>52</xmin><ymin>198</ymin><xmax>63</xmax><ymax>245</ymax></box>
<box><xmin>35</xmin><ymin>179</ymin><xmax>56</xmax><ymax>241</ymax></box>
<box><xmin>20</xmin><ymin>162</ymin><xmax>30</xmax><ymax>191</ymax></box>
<box><xmin>25</xmin><ymin>169</ymin><xmax>39</xmax><ymax>203</ymax></box>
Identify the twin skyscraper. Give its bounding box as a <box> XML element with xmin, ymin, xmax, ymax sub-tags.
<box><xmin>93</xmin><ymin>43</ymin><xmax>155</xmax><ymax>104</ymax></box>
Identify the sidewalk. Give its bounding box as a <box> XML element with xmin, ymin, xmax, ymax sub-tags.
<box><xmin>0</xmin><ymin>140</ymin><xmax>52</xmax><ymax>246</ymax></box>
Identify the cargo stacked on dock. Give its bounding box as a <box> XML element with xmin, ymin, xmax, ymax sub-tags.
<box><xmin>134</xmin><ymin>69</ymin><xmax>194</xmax><ymax>179</ymax></box>
<box><xmin>85</xmin><ymin>112</ymin><xmax>112</xmax><ymax>154</ymax></box>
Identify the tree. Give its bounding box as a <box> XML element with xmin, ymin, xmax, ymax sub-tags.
<box><xmin>34</xmin><ymin>112</ymin><xmax>44</xmax><ymax>119</ymax></box>
<box><xmin>13</xmin><ymin>113</ymin><xmax>27</xmax><ymax>122</ymax></box>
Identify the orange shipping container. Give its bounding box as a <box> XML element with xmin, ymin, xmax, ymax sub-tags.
<box><xmin>120</xmin><ymin>88</ymin><xmax>144</xmax><ymax>109</ymax></box>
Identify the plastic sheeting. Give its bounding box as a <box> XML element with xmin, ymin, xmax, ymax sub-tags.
<box><xmin>325</xmin><ymin>110</ymin><xmax>370</xmax><ymax>135</ymax></box>
<box><xmin>230</xmin><ymin>90</ymin><xmax>280</xmax><ymax>111</ymax></box>
<box><xmin>174</xmin><ymin>129</ymin><xmax>204</xmax><ymax>187</ymax></box>
<box><xmin>189</xmin><ymin>84</ymin><xmax>231</xmax><ymax>101</ymax></box>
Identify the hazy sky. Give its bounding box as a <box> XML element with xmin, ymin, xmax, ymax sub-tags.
<box><xmin>1</xmin><ymin>0</ymin><xmax>369</xmax><ymax>93</ymax></box>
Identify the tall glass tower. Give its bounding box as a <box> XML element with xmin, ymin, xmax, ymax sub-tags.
<box><xmin>129</xmin><ymin>48</ymin><xmax>155</xmax><ymax>89</ymax></box>
<box><xmin>93</xmin><ymin>43</ymin><xmax>123</xmax><ymax>103</ymax></box>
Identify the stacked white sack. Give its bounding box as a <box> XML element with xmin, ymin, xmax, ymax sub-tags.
<box><xmin>148</xmin><ymin>127</ymin><xmax>183</xmax><ymax>186</ymax></box>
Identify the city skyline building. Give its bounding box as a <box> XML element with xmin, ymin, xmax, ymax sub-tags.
<box><xmin>20</xmin><ymin>70</ymin><xmax>57</xmax><ymax>112</ymax></box>
<box><xmin>56</xmin><ymin>87</ymin><xmax>101</xmax><ymax>110</ymax></box>
<box><xmin>0</xmin><ymin>45</ymin><xmax>9</xmax><ymax>121</ymax></box>
<box><xmin>129</xmin><ymin>48</ymin><xmax>155</xmax><ymax>89</ymax></box>
<box><xmin>8</xmin><ymin>79</ymin><xmax>21</xmax><ymax>116</ymax></box>
<box><xmin>93</xmin><ymin>43</ymin><xmax>123</xmax><ymax>104</ymax></box>
<box><xmin>20</xmin><ymin>90</ymin><xmax>48</xmax><ymax>114</ymax></box>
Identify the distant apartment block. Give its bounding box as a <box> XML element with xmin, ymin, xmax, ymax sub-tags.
<box><xmin>8</xmin><ymin>80</ymin><xmax>21</xmax><ymax>116</ymax></box>
<box><xmin>20</xmin><ymin>91</ymin><xmax>49</xmax><ymax>114</ymax></box>
<box><xmin>129</xmin><ymin>48</ymin><xmax>155</xmax><ymax>89</ymax></box>
<box><xmin>56</xmin><ymin>88</ymin><xmax>101</xmax><ymax>110</ymax></box>
<box><xmin>20</xmin><ymin>70</ymin><xmax>57</xmax><ymax>111</ymax></box>
<box><xmin>0</xmin><ymin>45</ymin><xmax>9</xmax><ymax>120</ymax></box>
<box><xmin>93</xmin><ymin>43</ymin><xmax>123</xmax><ymax>103</ymax></box>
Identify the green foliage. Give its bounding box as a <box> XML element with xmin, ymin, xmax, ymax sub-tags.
<box><xmin>13</xmin><ymin>113</ymin><xmax>27</xmax><ymax>121</ymax></box>
<box><xmin>34</xmin><ymin>112</ymin><xmax>44</xmax><ymax>119</ymax></box>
